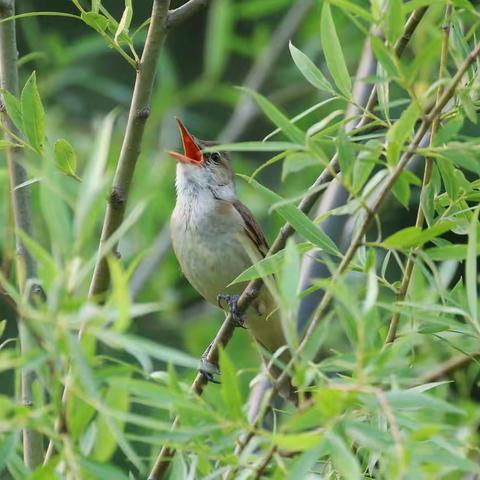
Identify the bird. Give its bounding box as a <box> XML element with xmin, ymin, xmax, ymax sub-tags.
<box><xmin>167</xmin><ymin>118</ymin><xmax>297</xmax><ymax>404</ymax></box>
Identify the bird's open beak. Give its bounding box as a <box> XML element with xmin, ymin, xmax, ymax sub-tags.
<box><xmin>166</xmin><ymin>118</ymin><xmax>204</xmax><ymax>165</ymax></box>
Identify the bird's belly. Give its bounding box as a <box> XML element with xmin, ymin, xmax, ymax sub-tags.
<box><xmin>174</xmin><ymin>229</ymin><xmax>249</xmax><ymax>304</ymax></box>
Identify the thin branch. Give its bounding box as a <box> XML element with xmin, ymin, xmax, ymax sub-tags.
<box><xmin>413</xmin><ymin>353</ymin><xmax>480</xmax><ymax>385</ymax></box>
<box><xmin>385</xmin><ymin>2</ymin><xmax>453</xmax><ymax>344</ymax></box>
<box><xmin>0</xmin><ymin>0</ymin><xmax>44</xmax><ymax>469</ymax></box>
<box><xmin>166</xmin><ymin>0</ymin><xmax>208</xmax><ymax>29</ymax></box>
<box><xmin>228</xmin><ymin>36</ymin><xmax>480</xmax><ymax>471</ymax></box>
<box><xmin>148</xmin><ymin>7</ymin><xmax>430</xmax><ymax>477</ymax></box>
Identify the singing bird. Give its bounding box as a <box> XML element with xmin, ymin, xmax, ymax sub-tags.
<box><xmin>167</xmin><ymin>119</ymin><xmax>297</xmax><ymax>403</ymax></box>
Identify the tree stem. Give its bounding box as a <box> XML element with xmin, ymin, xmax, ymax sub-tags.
<box><xmin>0</xmin><ymin>0</ymin><xmax>43</xmax><ymax>469</ymax></box>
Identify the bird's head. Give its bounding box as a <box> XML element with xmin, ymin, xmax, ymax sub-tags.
<box><xmin>167</xmin><ymin>118</ymin><xmax>235</xmax><ymax>200</ymax></box>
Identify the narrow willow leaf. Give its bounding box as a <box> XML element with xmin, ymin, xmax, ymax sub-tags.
<box><xmin>328</xmin><ymin>0</ymin><xmax>374</xmax><ymax>21</ymax></box>
<box><xmin>230</xmin><ymin>243</ymin><xmax>312</xmax><ymax>285</ymax></box>
<box><xmin>321</xmin><ymin>3</ymin><xmax>351</xmax><ymax>97</ymax></box>
<box><xmin>381</xmin><ymin>221</ymin><xmax>456</xmax><ymax>249</ymax></box>
<box><xmin>370</xmin><ymin>35</ymin><xmax>399</xmax><ymax>78</ymax></box>
<box><xmin>326</xmin><ymin>432</ymin><xmax>361</xmax><ymax>480</ymax></box>
<box><xmin>466</xmin><ymin>207</ymin><xmax>479</xmax><ymax>333</ymax></box>
<box><xmin>81</xmin><ymin>12</ymin><xmax>109</xmax><ymax>33</ymax></box>
<box><xmin>240</xmin><ymin>175</ymin><xmax>340</xmax><ymax>256</ymax></box>
<box><xmin>92</xmin><ymin>382</ymin><xmax>130</xmax><ymax>462</ymax></box>
<box><xmin>54</xmin><ymin>138</ymin><xmax>80</xmax><ymax>180</ymax></box>
<box><xmin>289</xmin><ymin>42</ymin><xmax>334</xmax><ymax>93</ymax></box>
<box><xmin>203</xmin><ymin>141</ymin><xmax>303</xmax><ymax>152</ymax></box>
<box><xmin>386</xmin><ymin>102</ymin><xmax>421</xmax><ymax>165</ymax></box>
<box><xmin>385</xmin><ymin>0</ymin><xmax>404</xmax><ymax>45</ymax></box>
<box><xmin>2</xmin><ymin>90</ymin><xmax>22</xmax><ymax>132</ymax></box>
<box><xmin>219</xmin><ymin>347</ymin><xmax>243</xmax><ymax>420</ymax></box>
<box><xmin>21</xmin><ymin>71</ymin><xmax>45</xmax><ymax>152</ymax></box>
<box><xmin>241</xmin><ymin>87</ymin><xmax>305</xmax><ymax>144</ymax></box>
<box><xmin>114</xmin><ymin>0</ymin><xmax>133</xmax><ymax>44</ymax></box>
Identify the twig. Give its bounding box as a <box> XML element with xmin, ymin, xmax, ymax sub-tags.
<box><xmin>219</xmin><ymin>0</ymin><xmax>314</xmax><ymax>143</ymax></box>
<box><xmin>229</xmin><ymin>35</ymin><xmax>480</xmax><ymax>472</ymax></box>
<box><xmin>385</xmin><ymin>3</ymin><xmax>453</xmax><ymax>344</ymax></box>
<box><xmin>44</xmin><ymin>0</ymin><xmax>210</xmax><ymax>463</ymax></box>
<box><xmin>0</xmin><ymin>0</ymin><xmax>44</xmax><ymax>469</ymax></box>
<box><xmin>166</xmin><ymin>0</ymin><xmax>208</xmax><ymax>28</ymax></box>
<box><xmin>413</xmin><ymin>353</ymin><xmax>480</xmax><ymax>386</ymax></box>
<box><xmin>149</xmin><ymin>7</ymin><xmax>430</xmax><ymax>478</ymax></box>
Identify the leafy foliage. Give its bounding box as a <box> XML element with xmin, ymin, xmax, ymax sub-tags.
<box><xmin>0</xmin><ymin>1</ymin><xmax>479</xmax><ymax>479</ymax></box>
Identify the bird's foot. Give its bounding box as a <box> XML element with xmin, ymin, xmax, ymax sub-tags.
<box><xmin>199</xmin><ymin>349</ymin><xmax>220</xmax><ymax>384</ymax></box>
<box><xmin>217</xmin><ymin>293</ymin><xmax>246</xmax><ymax>329</ymax></box>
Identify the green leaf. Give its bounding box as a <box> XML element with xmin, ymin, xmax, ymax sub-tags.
<box><xmin>381</xmin><ymin>221</ymin><xmax>455</xmax><ymax>249</ymax></box>
<box><xmin>273</xmin><ymin>432</ymin><xmax>323</xmax><ymax>451</ymax></box>
<box><xmin>282</xmin><ymin>153</ymin><xmax>320</xmax><ymax>180</ymax></box>
<box><xmin>21</xmin><ymin>71</ymin><xmax>45</xmax><ymax>152</ymax></box>
<box><xmin>326</xmin><ymin>432</ymin><xmax>361</xmax><ymax>480</ymax></box>
<box><xmin>391</xmin><ymin>171</ymin><xmax>411</xmax><ymax>208</ymax></box>
<box><xmin>218</xmin><ymin>347</ymin><xmax>243</xmax><ymax>420</ymax></box>
<box><xmin>80</xmin><ymin>458</ymin><xmax>130</xmax><ymax>480</ymax></box>
<box><xmin>327</xmin><ymin>0</ymin><xmax>374</xmax><ymax>21</ymax></box>
<box><xmin>203</xmin><ymin>141</ymin><xmax>303</xmax><ymax>152</ymax></box>
<box><xmin>425</xmin><ymin>244</ymin><xmax>469</xmax><ymax>261</ymax></box>
<box><xmin>204</xmin><ymin>0</ymin><xmax>232</xmax><ymax>78</ymax></box>
<box><xmin>370</xmin><ymin>35</ymin><xmax>399</xmax><ymax>78</ymax></box>
<box><xmin>81</xmin><ymin>11</ymin><xmax>109</xmax><ymax>33</ymax></box>
<box><xmin>466</xmin><ymin>207</ymin><xmax>479</xmax><ymax>333</ymax></box>
<box><xmin>386</xmin><ymin>102</ymin><xmax>421</xmax><ymax>165</ymax></box>
<box><xmin>230</xmin><ymin>243</ymin><xmax>312</xmax><ymax>285</ymax></box>
<box><xmin>2</xmin><ymin>90</ymin><xmax>22</xmax><ymax>132</ymax></box>
<box><xmin>240</xmin><ymin>175</ymin><xmax>340</xmax><ymax>256</ymax></box>
<box><xmin>94</xmin><ymin>330</ymin><xmax>199</xmax><ymax>369</ymax></box>
<box><xmin>337</xmin><ymin>131</ymin><xmax>355</xmax><ymax>180</ymax></box>
<box><xmin>54</xmin><ymin>138</ymin><xmax>80</xmax><ymax>180</ymax></box>
<box><xmin>241</xmin><ymin>88</ymin><xmax>305</xmax><ymax>144</ymax></box>
<box><xmin>321</xmin><ymin>3</ymin><xmax>351</xmax><ymax>97</ymax></box>
<box><xmin>385</xmin><ymin>0</ymin><xmax>404</xmax><ymax>45</ymax></box>
<box><xmin>92</xmin><ymin>382</ymin><xmax>130</xmax><ymax>462</ymax></box>
<box><xmin>289</xmin><ymin>42</ymin><xmax>334</xmax><ymax>93</ymax></box>
<box><xmin>384</xmin><ymin>390</ymin><xmax>464</xmax><ymax>415</ymax></box>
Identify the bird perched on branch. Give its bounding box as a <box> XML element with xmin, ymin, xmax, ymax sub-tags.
<box><xmin>167</xmin><ymin>118</ymin><xmax>297</xmax><ymax>404</ymax></box>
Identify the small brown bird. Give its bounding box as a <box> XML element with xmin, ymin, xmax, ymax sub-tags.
<box><xmin>167</xmin><ymin>119</ymin><xmax>297</xmax><ymax>403</ymax></box>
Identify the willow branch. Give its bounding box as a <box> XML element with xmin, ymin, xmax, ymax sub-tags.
<box><xmin>414</xmin><ymin>353</ymin><xmax>480</xmax><ymax>385</ymax></box>
<box><xmin>0</xmin><ymin>0</ymin><xmax>44</xmax><ymax>469</ymax></box>
<box><xmin>149</xmin><ymin>7</ymin><xmax>430</xmax><ymax>478</ymax></box>
<box><xmin>166</xmin><ymin>0</ymin><xmax>208</xmax><ymax>28</ymax></box>
<box><xmin>385</xmin><ymin>2</ymin><xmax>453</xmax><ymax>344</ymax></box>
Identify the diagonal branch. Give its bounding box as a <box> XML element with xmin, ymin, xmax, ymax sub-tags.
<box><xmin>166</xmin><ymin>0</ymin><xmax>208</xmax><ymax>28</ymax></box>
<box><xmin>149</xmin><ymin>7</ymin><xmax>430</xmax><ymax>478</ymax></box>
<box><xmin>0</xmin><ymin>0</ymin><xmax>44</xmax><ymax>469</ymax></box>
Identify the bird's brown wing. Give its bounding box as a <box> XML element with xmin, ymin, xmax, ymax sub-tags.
<box><xmin>233</xmin><ymin>200</ymin><xmax>269</xmax><ymax>257</ymax></box>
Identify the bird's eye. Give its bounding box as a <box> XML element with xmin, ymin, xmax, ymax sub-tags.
<box><xmin>210</xmin><ymin>152</ymin><xmax>221</xmax><ymax>163</ymax></box>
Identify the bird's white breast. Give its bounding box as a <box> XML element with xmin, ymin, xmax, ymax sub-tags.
<box><xmin>171</xmin><ymin>187</ymin><xmax>251</xmax><ymax>305</ymax></box>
